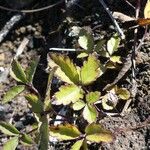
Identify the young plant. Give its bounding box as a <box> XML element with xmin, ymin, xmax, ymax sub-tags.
<box><xmin>48</xmin><ymin>53</ymin><xmax>105</xmax><ymax>123</ymax></box>
<box><xmin>1</xmin><ymin>57</ymin><xmax>55</xmax><ymax>150</ymax></box>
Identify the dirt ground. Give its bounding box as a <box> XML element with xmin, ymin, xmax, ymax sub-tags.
<box><xmin>0</xmin><ymin>0</ymin><xmax>149</xmax><ymax>150</ymax></box>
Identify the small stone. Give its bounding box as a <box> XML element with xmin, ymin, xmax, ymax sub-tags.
<box><xmin>20</xmin><ymin>27</ymin><xmax>26</xmax><ymax>34</ymax></box>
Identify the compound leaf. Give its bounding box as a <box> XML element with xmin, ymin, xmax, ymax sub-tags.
<box><xmin>80</xmin><ymin>54</ymin><xmax>103</xmax><ymax>85</ymax></box>
<box><xmin>49</xmin><ymin>124</ymin><xmax>81</xmax><ymax>140</ymax></box>
<box><xmin>10</xmin><ymin>59</ymin><xmax>28</xmax><ymax>83</ymax></box>
<box><xmin>48</xmin><ymin>53</ymin><xmax>79</xmax><ymax>84</ymax></box>
<box><xmin>78</xmin><ymin>29</ymin><xmax>94</xmax><ymax>52</ymax></box>
<box><xmin>3</xmin><ymin>137</ymin><xmax>19</xmax><ymax>150</ymax></box>
<box><xmin>83</xmin><ymin>104</ymin><xmax>97</xmax><ymax>123</ymax></box>
<box><xmin>0</xmin><ymin>122</ymin><xmax>20</xmax><ymax>136</ymax></box>
<box><xmin>85</xmin><ymin>123</ymin><xmax>113</xmax><ymax>143</ymax></box>
<box><xmin>2</xmin><ymin>85</ymin><xmax>25</xmax><ymax>104</ymax></box>
<box><xmin>72</xmin><ymin>100</ymin><xmax>85</xmax><ymax>111</ymax></box>
<box><xmin>25</xmin><ymin>94</ymin><xmax>44</xmax><ymax>113</ymax></box>
<box><xmin>54</xmin><ymin>85</ymin><xmax>84</xmax><ymax>105</ymax></box>
<box><xmin>86</xmin><ymin>91</ymin><xmax>100</xmax><ymax>103</ymax></box>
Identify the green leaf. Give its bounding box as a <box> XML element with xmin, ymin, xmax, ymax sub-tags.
<box><xmin>116</xmin><ymin>88</ymin><xmax>130</xmax><ymax>100</ymax></box>
<box><xmin>25</xmin><ymin>94</ymin><xmax>44</xmax><ymax>113</ymax></box>
<box><xmin>10</xmin><ymin>59</ymin><xmax>28</xmax><ymax>83</ymax></box>
<box><xmin>86</xmin><ymin>91</ymin><xmax>100</xmax><ymax>103</ymax></box>
<box><xmin>71</xmin><ymin>139</ymin><xmax>84</xmax><ymax>150</ymax></box>
<box><xmin>77</xmin><ymin>52</ymin><xmax>88</xmax><ymax>58</ymax></box>
<box><xmin>2</xmin><ymin>85</ymin><xmax>25</xmax><ymax>104</ymax></box>
<box><xmin>95</xmin><ymin>39</ymin><xmax>106</xmax><ymax>52</ymax></box>
<box><xmin>54</xmin><ymin>85</ymin><xmax>84</xmax><ymax>105</ymax></box>
<box><xmin>78</xmin><ymin>29</ymin><xmax>94</xmax><ymax>52</ymax></box>
<box><xmin>20</xmin><ymin>134</ymin><xmax>34</xmax><ymax>146</ymax></box>
<box><xmin>0</xmin><ymin>122</ymin><xmax>20</xmax><ymax>136</ymax></box>
<box><xmin>80</xmin><ymin>54</ymin><xmax>103</xmax><ymax>85</ymax></box>
<box><xmin>48</xmin><ymin>53</ymin><xmax>79</xmax><ymax>84</ymax></box>
<box><xmin>83</xmin><ymin>104</ymin><xmax>97</xmax><ymax>123</ymax></box>
<box><xmin>72</xmin><ymin>100</ymin><xmax>85</xmax><ymax>111</ymax></box>
<box><xmin>39</xmin><ymin>116</ymin><xmax>49</xmax><ymax>150</ymax></box>
<box><xmin>3</xmin><ymin>137</ymin><xmax>19</xmax><ymax>150</ymax></box>
<box><xmin>110</xmin><ymin>56</ymin><xmax>122</xmax><ymax>64</ymax></box>
<box><xmin>85</xmin><ymin>123</ymin><xmax>113</xmax><ymax>143</ymax></box>
<box><xmin>26</xmin><ymin>56</ymin><xmax>40</xmax><ymax>83</ymax></box>
<box><xmin>107</xmin><ymin>34</ymin><xmax>120</xmax><ymax>56</ymax></box>
<box><xmin>50</xmin><ymin>124</ymin><xmax>81</xmax><ymax>140</ymax></box>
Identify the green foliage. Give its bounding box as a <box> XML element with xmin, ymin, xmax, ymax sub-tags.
<box><xmin>1</xmin><ymin>27</ymin><xmax>130</xmax><ymax>149</ymax></box>
<box><xmin>2</xmin><ymin>85</ymin><xmax>25</xmax><ymax>104</ymax></box>
<box><xmin>25</xmin><ymin>94</ymin><xmax>44</xmax><ymax>113</ymax></box>
<box><xmin>20</xmin><ymin>134</ymin><xmax>34</xmax><ymax>145</ymax></box>
<box><xmin>0</xmin><ymin>122</ymin><xmax>20</xmax><ymax>136</ymax></box>
<box><xmin>72</xmin><ymin>100</ymin><xmax>85</xmax><ymax>110</ymax></box>
<box><xmin>80</xmin><ymin>54</ymin><xmax>103</xmax><ymax>85</ymax></box>
<box><xmin>3</xmin><ymin>137</ymin><xmax>19</xmax><ymax>150</ymax></box>
<box><xmin>83</xmin><ymin>104</ymin><xmax>97</xmax><ymax>123</ymax></box>
<box><xmin>71</xmin><ymin>139</ymin><xmax>84</xmax><ymax>150</ymax></box>
<box><xmin>50</xmin><ymin>124</ymin><xmax>81</xmax><ymax>140</ymax></box>
<box><xmin>50</xmin><ymin>123</ymin><xmax>113</xmax><ymax>147</ymax></box>
<box><xmin>116</xmin><ymin>87</ymin><xmax>130</xmax><ymax>100</ymax></box>
<box><xmin>48</xmin><ymin>53</ymin><xmax>79</xmax><ymax>84</ymax></box>
<box><xmin>10</xmin><ymin>59</ymin><xmax>28</xmax><ymax>83</ymax></box>
<box><xmin>26</xmin><ymin>57</ymin><xmax>40</xmax><ymax>83</ymax></box>
<box><xmin>54</xmin><ymin>85</ymin><xmax>84</xmax><ymax>105</ymax></box>
<box><xmin>86</xmin><ymin>91</ymin><xmax>101</xmax><ymax>103</ymax></box>
<box><xmin>78</xmin><ymin>28</ymin><xmax>94</xmax><ymax>52</ymax></box>
<box><xmin>107</xmin><ymin>34</ymin><xmax>121</xmax><ymax>56</ymax></box>
<box><xmin>85</xmin><ymin>123</ymin><xmax>113</xmax><ymax>143</ymax></box>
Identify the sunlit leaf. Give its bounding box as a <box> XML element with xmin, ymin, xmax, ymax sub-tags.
<box><xmin>25</xmin><ymin>94</ymin><xmax>44</xmax><ymax>113</ymax></box>
<box><xmin>10</xmin><ymin>59</ymin><xmax>28</xmax><ymax>83</ymax></box>
<box><xmin>78</xmin><ymin>29</ymin><xmax>94</xmax><ymax>52</ymax></box>
<box><xmin>48</xmin><ymin>53</ymin><xmax>79</xmax><ymax>84</ymax></box>
<box><xmin>26</xmin><ymin>56</ymin><xmax>40</xmax><ymax>83</ymax></box>
<box><xmin>2</xmin><ymin>85</ymin><xmax>25</xmax><ymax>104</ymax></box>
<box><xmin>54</xmin><ymin>85</ymin><xmax>84</xmax><ymax>105</ymax></box>
<box><xmin>116</xmin><ymin>88</ymin><xmax>130</xmax><ymax>100</ymax></box>
<box><xmin>83</xmin><ymin>104</ymin><xmax>97</xmax><ymax>123</ymax></box>
<box><xmin>39</xmin><ymin>116</ymin><xmax>49</xmax><ymax>150</ymax></box>
<box><xmin>20</xmin><ymin>134</ymin><xmax>34</xmax><ymax>146</ymax></box>
<box><xmin>86</xmin><ymin>91</ymin><xmax>100</xmax><ymax>103</ymax></box>
<box><xmin>80</xmin><ymin>54</ymin><xmax>103</xmax><ymax>85</ymax></box>
<box><xmin>77</xmin><ymin>52</ymin><xmax>88</xmax><ymax>58</ymax></box>
<box><xmin>71</xmin><ymin>139</ymin><xmax>84</xmax><ymax>150</ymax></box>
<box><xmin>49</xmin><ymin>124</ymin><xmax>81</xmax><ymax>140</ymax></box>
<box><xmin>3</xmin><ymin>137</ymin><xmax>19</xmax><ymax>150</ymax></box>
<box><xmin>144</xmin><ymin>0</ymin><xmax>150</xmax><ymax>19</ymax></box>
<box><xmin>0</xmin><ymin>122</ymin><xmax>20</xmax><ymax>136</ymax></box>
<box><xmin>107</xmin><ymin>34</ymin><xmax>120</xmax><ymax>56</ymax></box>
<box><xmin>72</xmin><ymin>100</ymin><xmax>85</xmax><ymax>110</ymax></box>
<box><xmin>110</xmin><ymin>56</ymin><xmax>122</xmax><ymax>64</ymax></box>
<box><xmin>85</xmin><ymin>123</ymin><xmax>113</xmax><ymax>143</ymax></box>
